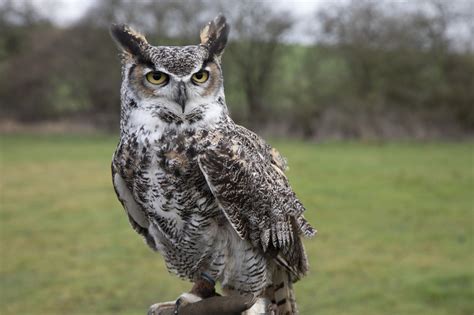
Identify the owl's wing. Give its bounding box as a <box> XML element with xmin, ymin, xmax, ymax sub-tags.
<box><xmin>197</xmin><ymin>126</ymin><xmax>316</xmax><ymax>278</ymax></box>
<box><xmin>111</xmin><ymin>161</ymin><xmax>157</xmax><ymax>250</ymax></box>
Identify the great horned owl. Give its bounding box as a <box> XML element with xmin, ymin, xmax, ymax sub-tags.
<box><xmin>110</xmin><ymin>15</ymin><xmax>315</xmax><ymax>315</ymax></box>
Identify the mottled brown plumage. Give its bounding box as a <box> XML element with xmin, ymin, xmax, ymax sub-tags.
<box><xmin>110</xmin><ymin>15</ymin><xmax>315</xmax><ymax>315</ymax></box>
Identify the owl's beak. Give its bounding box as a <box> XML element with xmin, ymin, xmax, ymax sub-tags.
<box><xmin>175</xmin><ymin>81</ymin><xmax>187</xmax><ymax>113</ymax></box>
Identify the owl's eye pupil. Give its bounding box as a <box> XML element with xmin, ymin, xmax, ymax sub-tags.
<box><xmin>153</xmin><ymin>73</ymin><xmax>162</xmax><ymax>80</ymax></box>
<box><xmin>195</xmin><ymin>72</ymin><xmax>203</xmax><ymax>79</ymax></box>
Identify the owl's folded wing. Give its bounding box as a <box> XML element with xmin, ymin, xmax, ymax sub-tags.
<box><xmin>112</xmin><ymin>162</ymin><xmax>158</xmax><ymax>250</ymax></box>
<box><xmin>197</xmin><ymin>136</ymin><xmax>316</xmax><ymax>277</ymax></box>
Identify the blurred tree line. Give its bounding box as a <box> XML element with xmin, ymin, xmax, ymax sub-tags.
<box><xmin>0</xmin><ymin>0</ymin><xmax>473</xmax><ymax>139</ymax></box>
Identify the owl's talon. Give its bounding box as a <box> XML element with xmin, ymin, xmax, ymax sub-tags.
<box><xmin>147</xmin><ymin>301</ymin><xmax>176</xmax><ymax>315</ymax></box>
<box><xmin>148</xmin><ymin>292</ymin><xmax>202</xmax><ymax>315</ymax></box>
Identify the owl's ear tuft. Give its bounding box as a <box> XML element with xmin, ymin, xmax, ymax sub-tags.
<box><xmin>200</xmin><ymin>14</ymin><xmax>230</xmax><ymax>59</ymax></box>
<box><xmin>110</xmin><ymin>24</ymin><xmax>148</xmax><ymax>56</ymax></box>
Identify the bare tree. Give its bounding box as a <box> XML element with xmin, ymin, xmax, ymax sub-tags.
<box><xmin>220</xmin><ymin>0</ymin><xmax>293</xmax><ymax>130</ymax></box>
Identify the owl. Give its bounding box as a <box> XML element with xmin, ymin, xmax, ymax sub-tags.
<box><xmin>110</xmin><ymin>15</ymin><xmax>315</xmax><ymax>315</ymax></box>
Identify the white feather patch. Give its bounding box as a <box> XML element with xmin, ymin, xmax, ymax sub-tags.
<box><xmin>113</xmin><ymin>173</ymin><xmax>148</xmax><ymax>228</ymax></box>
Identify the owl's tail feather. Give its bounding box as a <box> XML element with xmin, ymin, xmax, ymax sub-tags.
<box><xmin>268</xmin><ymin>268</ymin><xmax>298</xmax><ymax>315</ymax></box>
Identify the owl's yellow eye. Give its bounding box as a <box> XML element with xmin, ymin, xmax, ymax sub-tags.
<box><xmin>146</xmin><ymin>71</ymin><xmax>168</xmax><ymax>85</ymax></box>
<box><xmin>191</xmin><ymin>70</ymin><xmax>209</xmax><ymax>84</ymax></box>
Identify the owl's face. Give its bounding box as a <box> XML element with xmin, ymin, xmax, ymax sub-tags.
<box><xmin>111</xmin><ymin>15</ymin><xmax>230</xmax><ymax>131</ymax></box>
<box><xmin>125</xmin><ymin>45</ymin><xmax>223</xmax><ymax>114</ymax></box>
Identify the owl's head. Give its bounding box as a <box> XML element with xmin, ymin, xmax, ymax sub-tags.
<box><xmin>111</xmin><ymin>15</ymin><xmax>230</xmax><ymax>131</ymax></box>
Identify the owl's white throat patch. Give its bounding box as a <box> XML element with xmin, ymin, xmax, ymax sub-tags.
<box><xmin>125</xmin><ymin>97</ymin><xmax>225</xmax><ymax>138</ymax></box>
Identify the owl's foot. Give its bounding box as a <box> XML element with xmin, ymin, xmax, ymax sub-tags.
<box><xmin>147</xmin><ymin>300</ymin><xmax>175</xmax><ymax>315</ymax></box>
<box><xmin>175</xmin><ymin>292</ymin><xmax>204</xmax><ymax>312</ymax></box>
<box><xmin>148</xmin><ymin>273</ymin><xmax>216</xmax><ymax>315</ymax></box>
<box><xmin>148</xmin><ymin>293</ymin><xmax>202</xmax><ymax>315</ymax></box>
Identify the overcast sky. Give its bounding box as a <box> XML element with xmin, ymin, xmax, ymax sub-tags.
<box><xmin>23</xmin><ymin>0</ymin><xmax>474</xmax><ymax>47</ymax></box>
<box><xmin>35</xmin><ymin>0</ymin><xmax>327</xmax><ymax>25</ymax></box>
<box><xmin>28</xmin><ymin>0</ymin><xmax>330</xmax><ymax>44</ymax></box>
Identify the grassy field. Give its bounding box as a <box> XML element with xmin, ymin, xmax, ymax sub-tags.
<box><xmin>0</xmin><ymin>135</ymin><xmax>473</xmax><ymax>315</ymax></box>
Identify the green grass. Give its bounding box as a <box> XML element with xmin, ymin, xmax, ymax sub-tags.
<box><xmin>1</xmin><ymin>135</ymin><xmax>473</xmax><ymax>315</ymax></box>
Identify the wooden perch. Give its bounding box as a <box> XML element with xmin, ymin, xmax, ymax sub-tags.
<box><xmin>148</xmin><ymin>294</ymin><xmax>258</xmax><ymax>315</ymax></box>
